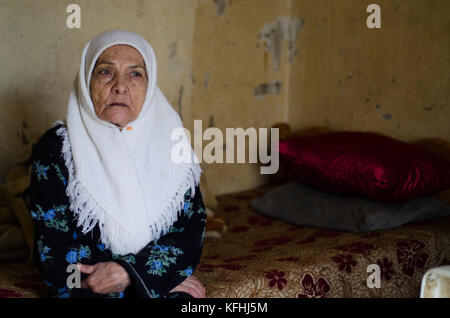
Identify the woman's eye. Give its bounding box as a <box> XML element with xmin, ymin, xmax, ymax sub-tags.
<box><xmin>131</xmin><ymin>71</ymin><xmax>142</xmax><ymax>78</ymax></box>
<box><xmin>99</xmin><ymin>69</ymin><xmax>111</xmax><ymax>76</ymax></box>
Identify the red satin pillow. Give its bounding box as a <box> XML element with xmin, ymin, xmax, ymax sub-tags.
<box><xmin>278</xmin><ymin>132</ymin><xmax>450</xmax><ymax>203</ymax></box>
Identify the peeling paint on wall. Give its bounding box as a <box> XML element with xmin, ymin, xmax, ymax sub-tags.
<box><xmin>204</xmin><ymin>71</ymin><xmax>211</xmax><ymax>90</ymax></box>
<box><xmin>254</xmin><ymin>80</ymin><xmax>282</xmax><ymax>99</ymax></box>
<box><xmin>17</xmin><ymin>121</ymin><xmax>29</xmax><ymax>146</ymax></box>
<box><xmin>169</xmin><ymin>42</ymin><xmax>178</xmax><ymax>59</ymax></box>
<box><xmin>168</xmin><ymin>41</ymin><xmax>183</xmax><ymax>77</ymax></box>
<box><xmin>178</xmin><ymin>85</ymin><xmax>184</xmax><ymax>119</ymax></box>
<box><xmin>214</xmin><ymin>0</ymin><xmax>228</xmax><ymax>16</ymax></box>
<box><xmin>257</xmin><ymin>17</ymin><xmax>305</xmax><ymax>71</ymax></box>
<box><xmin>382</xmin><ymin>113</ymin><xmax>392</xmax><ymax>121</ymax></box>
<box><xmin>208</xmin><ymin>115</ymin><xmax>215</xmax><ymax>128</ymax></box>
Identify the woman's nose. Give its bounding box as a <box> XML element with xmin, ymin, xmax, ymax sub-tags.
<box><xmin>112</xmin><ymin>74</ymin><xmax>127</xmax><ymax>94</ymax></box>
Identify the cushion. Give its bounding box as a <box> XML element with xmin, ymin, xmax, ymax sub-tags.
<box><xmin>277</xmin><ymin>132</ymin><xmax>450</xmax><ymax>203</ymax></box>
<box><xmin>250</xmin><ymin>181</ymin><xmax>450</xmax><ymax>233</ymax></box>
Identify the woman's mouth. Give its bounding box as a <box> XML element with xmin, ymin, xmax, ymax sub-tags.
<box><xmin>109</xmin><ymin>103</ymin><xmax>128</xmax><ymax>107</ymax></box>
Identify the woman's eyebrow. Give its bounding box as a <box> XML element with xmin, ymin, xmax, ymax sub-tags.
<box><xmin>95</xmin><ymin>61</ymin><xmax>145</xmax><ymax>69</ymax></box>
<box><xmin>129</xmin><ymin>65</ymin><xmax>146</xmax><ymax>69</ymax></box>
<box><xmin>95</xmin><ymin>60</ymin><xmax>114</xmax><ymax>66</ymax></box>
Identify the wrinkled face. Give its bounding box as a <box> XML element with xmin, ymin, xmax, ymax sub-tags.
<box><xmin>89</xmin><ymin>44</ymin><xmax>148</xmax><ymax>128</ymax></box>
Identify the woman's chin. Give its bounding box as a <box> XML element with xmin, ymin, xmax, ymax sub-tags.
<box><xmin>103</xmin><ymin>109</ymin><xmax>133</xmax><ymax>127</ymax></box>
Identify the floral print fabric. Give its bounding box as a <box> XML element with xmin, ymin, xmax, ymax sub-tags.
<box><xmin>28</xmin><ymin>125</ymin><xmax>206</xmax><ymax>298</ymax></box>
<box><xmin>195</xmin><ymin>183</ymin><xmax>450</xmax><ymax>298</ymax></box>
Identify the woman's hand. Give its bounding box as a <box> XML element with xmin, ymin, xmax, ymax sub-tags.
<box><xmin>78</xmin><ymin>262</ymin><xmax>131</xmax><ymax>294</ymax></box>
<box><xmin>170</xmin><ymin>275</ymin><xmax>206</xmax><ymax>298</ymax></box>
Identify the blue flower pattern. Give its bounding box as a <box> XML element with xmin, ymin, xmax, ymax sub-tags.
<box><xmin>37</xmin><ymin>236</ymin><xmax>52</xmax><ymax>262</ymax></box>
<box><xmin>146</xmin><ymin>243</ymin><xmax>184</xmax><ymax>276</ymax></box>
<box><xmin>65</xmin><ymin>245</ymin><xmax>91</xmax><ymax>264</ymax></box>
<box><xmin>31</xmin><ymin>204</ymin><xmax>69</xmax><ymax>232</ymax></box>
<box><xmin>32</xmin><ymin>161</ymin><xmax>50</xmax><ymax>181</ymax></box>
<box><xmin>182</xmin><ymin>188</ymin><xmax>206</xmax><ymax>220</ymax></box>
<box><xmin>51</xmin><ymin>163</ymin><xmax>67</xmax><ymax>186</ymax></box>
<box><xmin>178</xmin><ymin>266</ymin><xmax>193</xmax><ymax>277</ymax></box>
<box><xmin>56</xmin><ymin>286</ymin><xmax>72</xmax><ymax>298</ymax></box>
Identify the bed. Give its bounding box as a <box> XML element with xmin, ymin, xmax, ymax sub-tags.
<box><xmin>195</xmin><ymin>182</ymin><xmax>450</xmax><ymax>298</ymax></box>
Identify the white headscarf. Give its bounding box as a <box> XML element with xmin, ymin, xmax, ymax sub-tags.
<box><xmin>56</xmin><ymin>30</ymin><xmax>201</xmax><ymax>255</ymax></box>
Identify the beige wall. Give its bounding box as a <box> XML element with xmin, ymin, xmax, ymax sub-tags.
<box><xmin>288</xmin><ymin>0</ymin><xmax>450</xmax><ymax>142</ymax></box>
<box><xmin>1</xmin><ymin>0</ymin><xmax>449</xmax><ymax>195</ymax></box>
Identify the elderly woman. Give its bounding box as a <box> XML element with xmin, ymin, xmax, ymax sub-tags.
<box><xmin>29</xmin><ymin>30</ymin><xmax>206</xmax><ymax>298</ymax></box>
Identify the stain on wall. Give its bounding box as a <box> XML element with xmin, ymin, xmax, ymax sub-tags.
<box><xmin>214</xmin><ymin>0</ymin><xmax>228</xmax><ymax>16</ymax></box>
<box><xmin>254</xmin><ymin>80</ymin><xmax>282</xmax><ymax>99</ymax></box>
<box><xmin>178</xmin><ymin>85</ymin><xmax>184</xmax><ymax>120</ymax></box>
<box><xmin>167</xmin><ymin>41</ymin><xmax>184</xmax><ymax>78</ymax></box>
<box><xmin>17</xmin><ymin>121</ymin><xmax>29</xmax><ymax>146</ymax></box>
<box><xmin>204</xmin><ymin>71</ymin><xmax>211</xmax><ymax>90</ymax></box>
<box><xmin>382</xmin><ymin>114</ymin><xmax>392</xmax><ymax>121</ymax></box>
<box><xmin>208</xmin><ymin>115</ymin><xmax>215</xmax><ymax>128</ymax></box>
<box><xmin>257</xmin><ymin>17</ymin><xmax>305</xmax><ymax>71</ymax></box>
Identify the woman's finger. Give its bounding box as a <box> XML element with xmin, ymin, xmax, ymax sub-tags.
<box><xmin>170</xmin><ymin>278</ymin><xmax>205</xmax><ymax>298</ymax></box>
<box><xmin>178</xmin><ymin>278</ymin><xmax>205</xmax><ymax>298</ymax></box>
<box><xmin>184</xmin><ymin>276</ymin><xmax>206</xmax><ymax>296</ymax></box>
<box><xmin>186</xmin><ymin>276</ymin><xmax>206</xmax><ymax>294</ymax></box>
<box><xmin>78</xmin><ymin>262</ymin><xmax>130</xmax><ymax>294</ymax></box>
<box><xmin>173</xmin><ymin>284</ymin><xmax>201</xmax><ymax>298</ymax></box>
<box><xmin>171</xmin><ymin>284</ymin><xmax>200</xmax><ymax>297</ymax></box>
<box><xmin>77</xmin><ymin>263</ymin><xmax>97</xmax><ymax>274</ymax></box>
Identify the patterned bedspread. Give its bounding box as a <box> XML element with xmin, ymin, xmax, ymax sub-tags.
<box><xmin>1</xmin><ymin>182</ymin><xmax>450</xmax><ymax>298</ymax></box>
<box><xmin>195</xmin><ymin>183</ymin><xmax>450</xmax><ymax>298</ymax></box>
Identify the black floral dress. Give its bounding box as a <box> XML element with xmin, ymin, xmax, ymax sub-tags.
<box><xmin>29</xmin><ymin>124</ymin><xmax>207</xmax><ymax>298</ymax></box>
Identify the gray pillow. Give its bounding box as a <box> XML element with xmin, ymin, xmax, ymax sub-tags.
<box><xmin>250</xmin><ymin>181</ymin><xmax>450</xmax><ymax>233</ymax></box>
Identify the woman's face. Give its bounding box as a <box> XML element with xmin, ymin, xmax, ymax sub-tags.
<box><xmin>90</xmin><ymin>44</ymin><xmax>148</xmax><ymax>128</ymax></box>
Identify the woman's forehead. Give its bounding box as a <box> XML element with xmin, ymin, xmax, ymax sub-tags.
<box><xmin>96</xmin><ymin>44</ymin><xmax>145</xmax><ymax>65</ymax></box>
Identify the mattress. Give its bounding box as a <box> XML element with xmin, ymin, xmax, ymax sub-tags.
<box><xmin>195</xmin><ymin>183</ymin><xmax>450</xmax><ymax>298</ymax></box>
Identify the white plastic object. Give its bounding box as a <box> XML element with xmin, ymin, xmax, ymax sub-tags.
<box><xmin>420</xmin><ymin>266</ymin><xmax>450</xmax><ymax>298</ymax></box>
